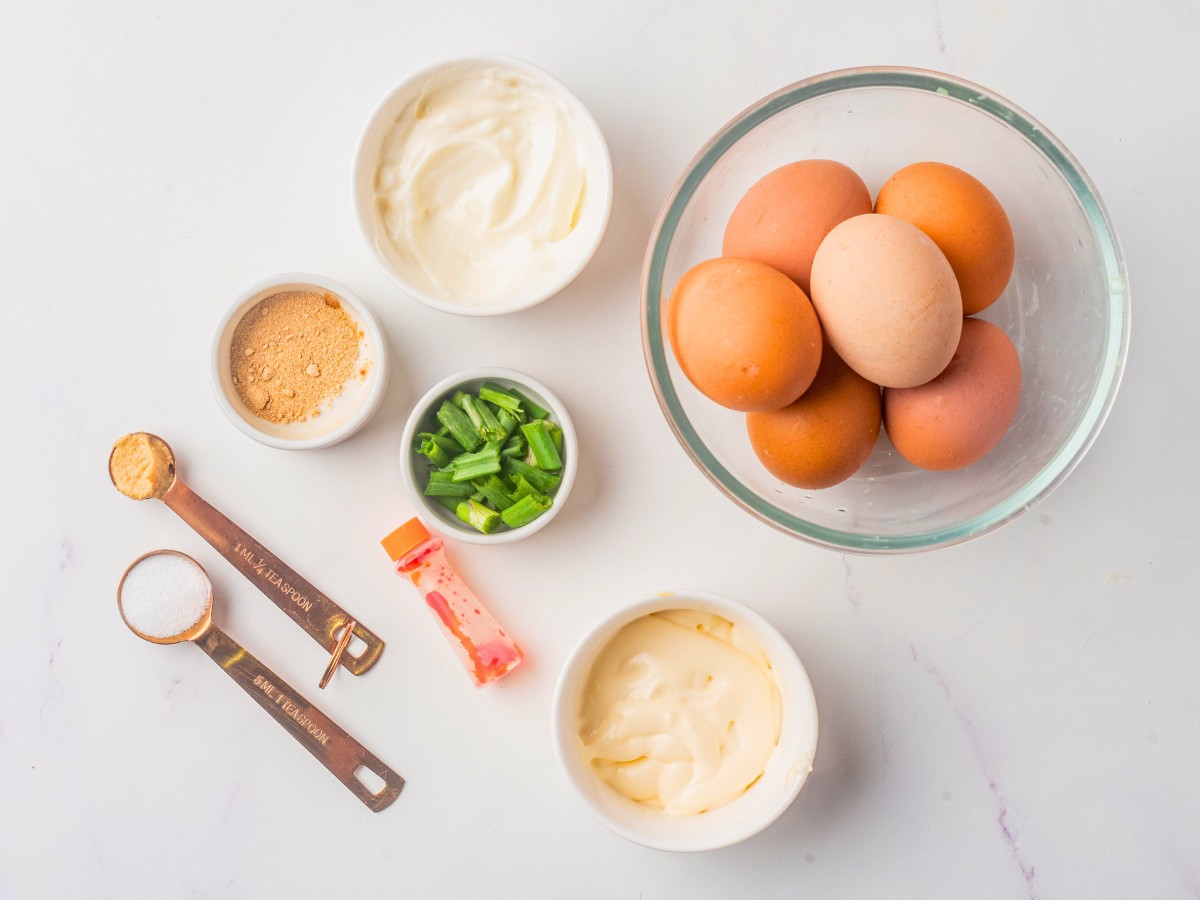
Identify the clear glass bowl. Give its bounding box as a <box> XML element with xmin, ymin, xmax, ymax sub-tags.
<box><xmin>641</xmin><ymin>67</ymin><xmax>1129</xmax><ymax>553</ymax></box>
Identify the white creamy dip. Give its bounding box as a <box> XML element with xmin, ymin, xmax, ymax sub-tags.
<box><xmin>374</xmin><ymin>63</ymin><xmax>598</xmax><ymax>306</ymax></box>
<box><xmin>578</xmin><ymin>610</ymin><xmax>782</xmax><ymax>816</ymax></box>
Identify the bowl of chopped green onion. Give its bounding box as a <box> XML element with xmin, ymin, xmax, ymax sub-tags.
<box><xmin>400</xmin><ymin>367</ymin><xmax>578</xmax><ymax>544</ymax></box>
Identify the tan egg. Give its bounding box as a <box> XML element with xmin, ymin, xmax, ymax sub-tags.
<box><xmin>746</xmin><ymin>347</ymin><xmax>881</xmax><ymax>489</ymax></box>
<box><xmin>810</xmin><ymin>213</ymin><xmax>962</xmax><ymax>388</ymax></box>
<box><xmin>883</xmin><ymin>318</ymin><xmax>1021</xmax><ymax>470</ymax></box>
<box><xmin>664</xmin><ymin>258</ymin><xmax>822</xmax><ymax>412</ymax></box>
<box><xmin>875</xmin><ymin>162</ymin><xmax>1015</xmax><ymax>315</ymax></box>
<box><xmin>722</xmin><ymin>160</ymin><xmax>872</xmax><ymax>296</ymax></box>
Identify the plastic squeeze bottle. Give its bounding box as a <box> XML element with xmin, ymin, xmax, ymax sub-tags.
<box><xmin>381</xmin><ymin>518</ymin><xmax>522</xmax><ymax>687</ymax></box>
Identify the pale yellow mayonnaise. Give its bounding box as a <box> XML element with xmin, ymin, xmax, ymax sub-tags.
<box><xmin>374</xmin><ymin>63</ymin><xmax>594</xmax><ymax>305</ymax></box>
<box><xmin>578</xmin><ymin>610</ymin><xmax>781</xmax><ymax>816</ymax></box>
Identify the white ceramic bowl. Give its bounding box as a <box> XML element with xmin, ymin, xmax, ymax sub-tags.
<box><xmin>399</xmin><ymin>367</ymin><xmax>577</xmax><ymax>544</ymax></box>
<box><xmin>352</xmin><ymin>54</ymin><xmax>613</xmax><ymax>316</ymax></box>
<box><xmin>552</xmin><ymin>591</ymin><xmax>819</xmax><ymax>852</ymax></box>
<box><xmin>211</xmin><ymin>273</ymin><xmax>388</xmax><ymax>450</ymax></box>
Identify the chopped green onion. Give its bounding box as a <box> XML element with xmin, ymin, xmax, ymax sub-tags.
<box><xmin>425</xmin><ymin>470</ymin><xmax>473</xmax><ymax>498</ymax></box>
<box><xmin>504</xmin><ymin>458</ymin><xmax>561</xmax><ymax>494</ymax></box>
<box><xmin>495</xmin><ymin>407</ymin><xmax>520</xmax><ymax>437</ymax></box>
<box><xmin>450</xmin><ymin>446</ymin><xmax>502</xmax><ymax>482</ymax></box>
<box><xmin>479</xmin><ymin>384</ymin><xmax>525</xmax><ymax>415</ymax></box>
<box><xmin>520</xmin><ymin>421</ymin><xmax>563</xmax><ymax>471</ymax></box>
<box><xmin>421</xmin><ymin>431</ymin><xmax>464</xmax><ymax>455</ymax></box>
<box><xmin>437</xmin><ymin>401</ymin><xmax>482</xmax><ymax>452</ymax></box>
<box><xmin>509</xmin><ymin>473</ymin><xmax>538</xmax><ymax>501</ymax></box>
<box><xmin>456</xmin><ymin>499</ymin><xmax>502</xmax><ymax>534</ymax></box>
<box><xmin>501</xmin><ymin>433</ymin><xmax>526</xmax><ymax>458</ymax></box>
<box><xmin>474</xmin><ymin>398</ymin><xmax>507</xmax><ymax>442</ymax></box>
<box><xmin>457</xmin><ymin>391</ymin><xmax>483</xmax><ymax>427</ymax></box>
<box><xmin>430</xmin><ymin>494</ymin><xmax>462</xmax><ymax>512</ymax></box>
<box><xmin>416</xmin><ymin>432</ymin><xmax>463</xmax><ymax>468</ymax></box>
<box><xmin>459</xmin><ymin>394</ymin><xmax>505</xmax><ymax>442</ymax></box>
<box><xmin>417</xmin><ymin>439</ymin><xmax>452</xmax><ymax>468</ymax></box>
<box><xmin>507</xmin><ymin>387</ymin><xmax>549</xmax><ymax>420</ymax></box>
<box><xmin>501</xmin><ymin>493</ymin><xmax>552</xmax><ymax>528</ymax></box>
<box><xmin>418</xmin><ymin>383</ymin><xmax>563</xmax><ymax>533</ymax></box>
<box><xmin>473</xmin><ymin>475</ymin><xmax>516</xmax><ymax>510</ymax></box>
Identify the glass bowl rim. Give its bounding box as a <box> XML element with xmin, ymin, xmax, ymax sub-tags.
<box><xmin>640</xmin><ymin>65</ymin><xmax>1131</xmax><ymax>554</ymax></box>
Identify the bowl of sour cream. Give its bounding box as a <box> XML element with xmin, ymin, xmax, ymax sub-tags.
<box><xmin>552</xmin><ymin>591</ymin><xmax>819</xmax><ymax>851</ymax></box>
<box><xmin>353</xmin><ymin>55</ymin><xmax>613</xmax><ymax>316</ymax></box>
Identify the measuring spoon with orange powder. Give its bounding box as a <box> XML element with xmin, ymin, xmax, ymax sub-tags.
<box><xmin>109</xmin><ymin>432</ymin><xmax>384</xmax><ymax>677</ymax></box>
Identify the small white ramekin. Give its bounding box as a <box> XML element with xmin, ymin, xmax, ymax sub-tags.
<box><xmin>399</xmin><ymin>367</ymin><xmax>577</xmax><ymax>544</ymax></box>
<box><xmin>552</xmin><ymin>591</ymin><xmax>819</xmax><ymax>852</ymax></box>
<box><xmin>211</xmin><ymin>273</ymin><xmax>389</xmax><ymax>450</ymax></box>
<box><xmin>352</xmin><ymin>55</ymin><xmax>613</xmax><ymax>316</ymax></box>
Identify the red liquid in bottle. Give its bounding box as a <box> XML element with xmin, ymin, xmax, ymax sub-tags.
<box><xmin>383</xmin><ymin>518</ymin><xmax>522</xmax><ymax>687</ymax></box>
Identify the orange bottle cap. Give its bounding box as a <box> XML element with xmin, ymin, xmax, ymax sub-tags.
<box><xmin>381</xmin><ymin>517</ymin><xmax>431</xmax><ymax>562</ymax></box>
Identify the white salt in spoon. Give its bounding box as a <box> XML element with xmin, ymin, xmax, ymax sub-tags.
<box><xmin>117</xmin><ymin>549</ymin><xmax>403</xmax><ymax>812</ymax></box>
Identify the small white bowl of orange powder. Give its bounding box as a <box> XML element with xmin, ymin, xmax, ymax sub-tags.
<box><xmin>211</xmin><ymin>273</ymin><xmax>389</xmax><ymax>450</ymax></box>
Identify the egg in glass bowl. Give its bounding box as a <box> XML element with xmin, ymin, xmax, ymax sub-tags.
<box><xmin>641</xmin><ymin>66</ymin><xmax>1130</xmax><ymax>553</ymax></box>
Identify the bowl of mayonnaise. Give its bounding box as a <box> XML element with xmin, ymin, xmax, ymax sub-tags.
<box><xmin>552</xmin><ymin>591</ymin><xmax>819</xmax><ymax>851</ymax></box>
<box><xmin>353</xmin><ymin>55</ymin><xmax>613</xmax><ymax>316</ymax></box>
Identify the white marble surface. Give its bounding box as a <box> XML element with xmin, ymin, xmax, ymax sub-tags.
<box><xmin>2</xmin><ymin>1</ymin><xmax>1197</xmax><ymax>897</ymax></box>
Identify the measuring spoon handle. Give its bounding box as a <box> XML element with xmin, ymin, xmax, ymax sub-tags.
<box><xmin>196</xmin><ymin>624</ymin><xmax>403</xmax><ymax>812</ymax></box>
<box><xmin>162</xmin><ymin>479</ymin><xmax>384</xmax><ymax>675</ymax></box>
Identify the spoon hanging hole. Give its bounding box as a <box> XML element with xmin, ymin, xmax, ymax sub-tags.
<box><xmin>354</xmin><ymin>764</ymin><xmax>388</xmax><ymax>796</ymax></box>
<box><xmin>344</xmin><ymin>632</ymin><xmax>369</xmax><ymax>661</ymax></box>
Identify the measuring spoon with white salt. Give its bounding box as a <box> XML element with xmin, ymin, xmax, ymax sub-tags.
<box><xmin>118</xmin><ymin>549</ymin><xmax>403</xmax><ymax>811</ymax></box>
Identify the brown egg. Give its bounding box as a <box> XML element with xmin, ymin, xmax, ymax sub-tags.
<box><xmin>746</xmin><ymin>347</ymin><xmax>881</xmax><ymax>489</ymax></box>
<box><xmin>883</xmin><ymin>318</ymin><xmax>1021</xmax><ymax>471</ymax></box>
<box><xmin>809</xmin><ymin>214</ymin><xmax>962</xmax><ymax>389</ymax></box>
<box><xmin>875</xmin><ymin>162</ymin><xmax>1015</xmax><ymax>315</ymax></box>
<box><xmin>665</xmin><ymin>258</ymin><xmax>822</xmax><ymax>412</ymax></box>
<box><xmin>722</xmin><ymin>160</ymin><xmax>872</xmax><ymax>295</ymax></box>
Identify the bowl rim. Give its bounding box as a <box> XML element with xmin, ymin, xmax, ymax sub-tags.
<box><xmin>352</xmin><ymin>53</ymin><xmax>614</xmax><ymax>317</ymax></box>
<box><xmin>398</xmin><ymin>366</ymin><xmax>578</xmax><ymax>544</ymax></box>
<box><xmin>210</xmin><ymin>272</ymin><xmax>389</xmax><ymax>451</ymax></box>
<box><xmin>551</xmin><ymin>590</ymin><xmax>819</xmax><ymax>852</ymax></box>
<box><xmin>640</xmin><ymin>65</ymin><xmax>1131</xmax><ymax>554</ymax></box>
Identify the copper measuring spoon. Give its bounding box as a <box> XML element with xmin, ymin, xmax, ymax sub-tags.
<box><xmin>109</xmin><ymin>433</ymin><xmax>383</xmax><ymax>675</ymax></box>
<box><xmin>118</xmin><ymin>549</ymin><xmax>403</xmax><ymax>811</ymax></box>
